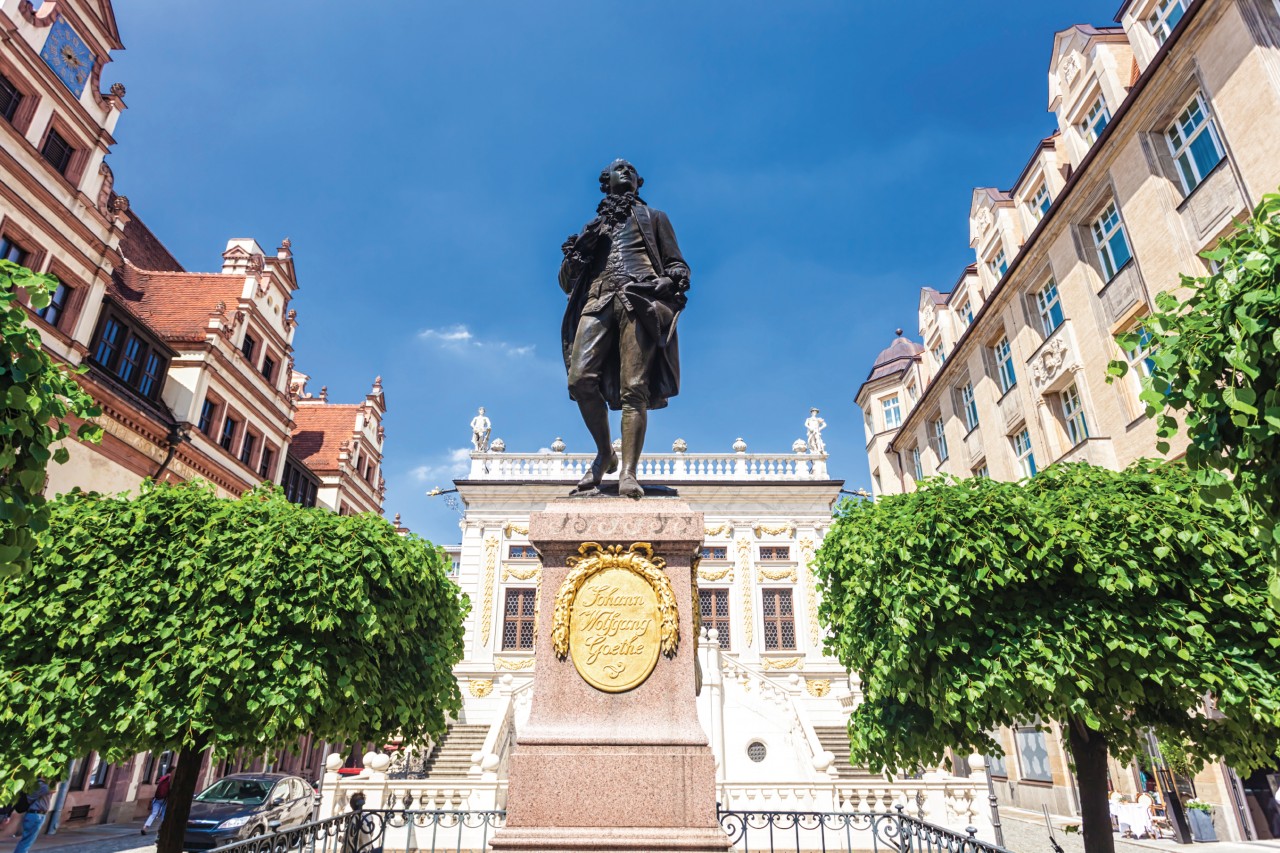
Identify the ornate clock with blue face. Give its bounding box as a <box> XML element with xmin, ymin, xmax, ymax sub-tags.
<box><xmin>40</xmin><ymin>18</ymin><xmax>94</xmax><ymax>98</ymax></box>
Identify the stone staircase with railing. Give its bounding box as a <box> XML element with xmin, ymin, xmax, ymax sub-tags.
<box><xmin>420</xmin><ymin>723</ymin><xmax>489</xmax><ymax>778</ymax></box>
<box><xmin>814</xmin><ymin>725</ymin><xmax>879</xmax><ymax>781</ymax></box>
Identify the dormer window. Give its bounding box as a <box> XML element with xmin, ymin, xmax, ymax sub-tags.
<box><xmin>241</xmin><ymin>334</ymin><xmax>256</xmax><ymax>362</ymax></box>
<box><xmin>960</xmin><ymin>300</ymin><xmax>975</xmax><ymax>327</ymax></box>
<box><xmin>988</xmin><ymin>249</ymin><xmax>1008</xmax><ymax>280</ymax></box>
<box><xmin>1147</xmin><ymin>0</ymin><xmax>1186</xmax><ymax>44</ymax></box>
<box><xmin>1081</xmin><ymin>96</ymin><xmax>1110</xmax><ymax>144</ymax></box>
<box><xmin>1031</xmin><ymin>184</ymin><xmax>1051</xmax><ymax>220</ymax></box>
<box><xmin>90</xmin><ymin>312</ymin><xmax>169</xmax><ymax>401</ymax></box>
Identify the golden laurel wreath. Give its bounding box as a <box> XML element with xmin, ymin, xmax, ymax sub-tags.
<box><xmin>552</xmin><ymin>542</ymin><xmax>679</xmax><ymax>660</ymax></box>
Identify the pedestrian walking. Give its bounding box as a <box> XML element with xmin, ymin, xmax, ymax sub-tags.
<box><xmin>142</xmin><ymin>770</ymin><xmax>173</xmax><ymax>834</ymax></box>
<box><xmin>0</xmin><ymin>778</ymin><xmax>51</xmax><ymax>853</ymax></box>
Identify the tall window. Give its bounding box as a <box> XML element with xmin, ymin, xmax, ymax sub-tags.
<box><xmin>1082</xmin><ymin>96</ymin><xmax>1110</xmax><ymax>143</ymax></box>
<box><xmin>94</xmin><ymin>317</ymin><xmax>122</xmax><ymax>365</ymax></box>
<box><xmin>1166</xmin><ymin>93</ymin><xmax>1224</xmax><ymax>194</ymax></box>
<box><xmin>0</xmin><ymin>236</ymin><xmax>27</xmax><ymax>265</ymax></box>
<box><xmin>1125</xmin><ymin>326</ymin><xmax>1157</xmax><ymax>378</ymax></box>
<box><xmin>261</xmin><ymin>354</ymin><xmax>276</xmax><ymax>383</ymax></box>
<box><xmin>502</xmin><ymin>588</ymin><xmax>537</xmax><ymax>651</ymax></box>
<box><xmin>0</xmin><ymin>71</ymin><xmax>21</xmax><ymax>124</ymax></box>
<box><xmin>116</xmin><ymin>334</ymin><xmax>144</xmax><ymax>384</ymax></box>
<box><xmin>138</xmin><ymin>351</ymin><xmax>164</xmax><ymax>398</ymax></box>
<box><xmin>1031</xmin><ymin>183</ymin><xmax>1051</xmax><ymax>220</ymax></box>
<box><xmin>219</xmin><ymin>415</ymin><xmax>238</xmax><ymax>452</ymax></box>
<box><xmin>240</xmin><ymin>432</ymin><xmax>257</xmax><ymax>466</ymax></box>
<box><xmin>198</xmin><ymin>398</ymin><xmax>217</xmax><ymax>435</ymax></box>
<box><xmin>1013</xmin><ymin>429</ymin><xmax>1037</xmax><ymax>478</ymax></box>
<box><xmin>1016</xmin><ymin>727</ymin><xmax>1053</xmax><ymax>783</ymax></box>
<box><xmin>932</xmin><ymin>341</ymin><xmax>946</xmax><ymax>367</ymax></box>
<box><xmin>1091</xmin><ymin>202</ymin><xmax>1133</xmax><ymax>281</ymax></box>
<box><xmin>761</xmin><ymin>589</ymin><xmax>796</xmax><ymax>651</ymax></box>
<box><xmin>1062</xmin><ymin>383</ymin><xmax>1090</xmax><ymax>446</ymax></box>
<box><xmin>932</xmin><ymin>417</ymin><xmax>949</xmax><ymax>461</ymax></box>
<box><xmin>989</xmin><ymin>249</ymin><xmax>1008</xmax><ymax>280</ymax></box>
<box><xmin>911</xmin><ymin>446</ymin><xmax>924</xmax><ymax>481</ymax></box>
<box><xmin>283</xmin><ymin>458</ymin><xmax>318</xmax><ymax>507</ymax></box>
<box><xmin>960</xmin><ymin>300</ymin><xmax>974</xmax><ymax>327</ymax></box>
<box><xmin>241</xmin><ymin>334</ymin><xmax>256</xmax><ymax>362</ymax></box>
<box><xmin>961</xmin><ymin>383</ymin><xmax>979</xmax><ymax>432</ymax></box>
<box><xmin>973</xmin><ymin>464</ymin><xmax>990</xmax><ymax>479</ymax></box>
<box><xmin>699</xmin><ymin>588</ymin><xmax>731</xmax><ymax>649</ymax></box>
<box><xmin>882</xmin><ymin>395</ymin><xmax>902</xmax><ymax>430</ymax></box>
<box><xmin>36</xmin><ymin>282</ymin><xmax>70</xmax><ymax>328</ymax></box>
<box><xmin>994</xmin><ymin>336</ymin><xmax>1017</xmax><ymax>394</ymax></box>
<box><xmin>41</xmin><ymin>128</ymin><xmax>74</xmax><ymax>176</ymax></box>
<box><xmin>259</xmin><ymin>445</ymin><xmax>275</xmax><ymax>479</ymax></box>
<box><xmin>91</xmin><ymin>315</ymin><xmax>168</xmax><ymax>401</ymax></box>
<box><xmin>1036</xmin><ymin>280</ymin><xmax>1065</xmax><ymax>336</ymax></box>
<box><xmin>906</xmin><ymin>380</ymin><xmax>918</xmax><ymax>404</ymax></box>
<box><xmin>1148</xmin><ymin>0</ymin><xmax>1186</xmax><ymax>43</ymax></box>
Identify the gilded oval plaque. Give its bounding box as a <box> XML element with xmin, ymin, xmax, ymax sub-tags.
<box><xmin>568</xmin><ymin>566</ymin><xmax>662</xmax><ymax>693</ymax></box>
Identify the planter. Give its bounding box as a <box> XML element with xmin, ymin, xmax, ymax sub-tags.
<box><xmin>1188</xmin><ymin>808</ymin><xmax>1217</xmax><ymax>842</ymax></box>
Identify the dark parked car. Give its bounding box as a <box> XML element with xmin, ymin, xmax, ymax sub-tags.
<box><xmin>183</xmin><ymin>773</ymin><xmax>314</xmax><ymax>851</ymax></box>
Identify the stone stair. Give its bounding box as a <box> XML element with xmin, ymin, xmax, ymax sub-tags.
<box><xmin>421</xmin><ymin>723</ymin><xmax>490</xmax><ymax>778</ymax></box>
<box><xmin>814</xmin><ymin>725</ymin><xmax>877</xmax><ymax>781</ymax></box>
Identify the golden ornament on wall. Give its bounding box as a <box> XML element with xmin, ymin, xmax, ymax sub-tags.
<box><xmin>757</xmin><ymin>566</ymin><xmax>797</xmax><ymax>583</ymax></box>
<box><xmin>704</xmin><ymin>523</ymin><xmax>730</xmax><ymax>537</ymax></box>
<box><xmin>493</xmin><ymin>657</ymin><xmax>535</xmax><ymax>671</ymax></box>
<box><xmin>502</xmin><ymin>564</ymin><xmax>541</xmax><ymax>582</ymax></box>
<box><xmin>480</xmin><ymin>536</ymin><xmax>499</xmax><ymax>645</ymax></box>
<box><xmin>760</xmin><ymin>656</ymin><xmax>803</xmax><ymax>671</ymax></box>
<box><xmin>504</xmin><ymin>522</ymin><xmax>529</xmax><ymax>537</ymax></box>
<box><xmin>552</xmin><ymin>542</ymin><xmax>678</xmax><ymax>694</ymax></box>
<box><xmin>805</xmin><ymin>678</ymin><xmax>831</xmax><ymax>697</ymax></box>
<box><xmin>468</xmin><ymin>679</ymin><xmax>494</xmax><ymax>698</ymax></box>
<box><xmin>753</xmin><ymin>523</ymin><xmax>795</xmax><ymax>537</ymax></box>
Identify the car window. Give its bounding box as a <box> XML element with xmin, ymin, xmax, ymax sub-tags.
<box><xmin>195</xmin><ymin>778</ymin><xmax>270</xmax><ymax>805</ymax></box>
<box><xmin>290</xmin><ymin>778</ymin><xmax>307</xmax><ymax>800</ymax></box>
<box><xmin>271</xmin><ymin>781</ymin><xmax>291</xmax><ymax>803</ymax></box>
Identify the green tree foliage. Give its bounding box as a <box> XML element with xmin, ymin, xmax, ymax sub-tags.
<box><xmin>815</xmin><ymin>463</ymin><xmax>1280</xmax><ymax>853</ymax></box>
<box><xmin>0</xmin><ymin>260</ymin><xmax>101</xmax><ymax>576</ymax></box>
<box><xmin>0</xmin><ymin>482</ymin><xmax>468</xmax><ymax>853</ymax></box>
<box><xmin>1110</xmin><ymin>192</ymin><xmax>1280</xmax><ymax>605</ymax></box>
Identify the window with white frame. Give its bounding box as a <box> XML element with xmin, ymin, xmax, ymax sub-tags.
<box><xmin>960</xmin><ymin>300</ymin><xmax>974</xmax><ymax>327</ymax></box>
<box><xmin>882</xmin><ymin>395</ymin><xmax>902</xmax><ymax>430</ymax></box>
<box><xmin>989</xmin><ymin>249</ymin><xmax>1008</xmax><ymax>280</ymax></box>
<box><xmin>906</xmin><ymin>380</ymin><xmax>918</xmax><ymax>404</ymax></box>
<box><xmin>1031</xmin><ymin>183</ymin><xmax>1051</xmax><ymax>220</ymax></box>
<box><xmin>1081</xmin><ymin>95</ymin><xmax>1110</xmax><ymax>144</ymax></box>
<box><xmin>1147</xmin><ymin>0</ymin><xmax>1186</xmax><ymax>44</ymax></box>
<box><xmin>961</xmin><ymin>383</ymin><xmax>979</xmax><ymax>432</ymax></box>
<box><xmin>932</xmin><ymin>417</ymin><xmax>949</xmax><ymax>462</ymax></box>
<box><xmin>911</xmin><ymin>446</ymin><xmax>924</xmax><ymax>481</ymax></box>
<box><xmin>931</xmin><ymin>341</ymin><xmax>946</xmax><ymax>367</ymax></box>
<box><xmin>1062</xmin><ymin>383</ymin><xmax>1090</xmax><ymax>445</ymax></box>
<box><xmin>1015</xmin><ymin>727</ymin><xmax>1054</xmax><ymax>783</ymax></box>
<box><xmin>1036</xmin><ymin>280</ymin><xmax>1065</xmax><ymax>336</ymax></box>
<box><xmin>994</xmin><ymin>336</ymin><xmax>1017</xmax><ymax>394</ymax></box>
<box><xmin>1125</xmin><ymin>326</ymin><xmax>1157</xmax><ymax>378</ymax></box>
<box><xmin>973</xmin><ymin>464</ymin><xmax>990</xmax><ymax>479</ymax></box>
<box><xmin>1091</xmin><ymin>201</ymin><xmax>1133</xmax><ymax>281</ymax></box>
<box><xmin>1166</xmin><ymin>93</ymin><xmax>1224</xmax><ymax>194</ymax></box>
<box><xmin>1013</xmin><ymin>428</ymin><xmax>1037</xmax><ymax>477</ymax></box>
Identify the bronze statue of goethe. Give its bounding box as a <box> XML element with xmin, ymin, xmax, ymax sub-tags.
<box><xmin>559</xmin><ymin>160</ymin><xmax>690</xmax><ymax>498</ymax></box>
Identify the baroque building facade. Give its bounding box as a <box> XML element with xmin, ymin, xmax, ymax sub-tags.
<box><xmin>2</xmin><ymin>0</ymin><xmax>388</xmax><ymax>827</ymax></box>
<box><xmin>857</xmin><ymin>0</ymin><xmax>1280</xmax><ymax>841</ymax></box>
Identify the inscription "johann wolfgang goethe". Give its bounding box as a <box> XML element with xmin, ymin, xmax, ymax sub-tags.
<box><xmin>569</xmin><ymin>568</ymin><xmax>661</xmax><ymax>692</ymax></box>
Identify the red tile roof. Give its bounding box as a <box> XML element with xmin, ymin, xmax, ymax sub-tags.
<box><xmin>108</xmin><ymin>266</ymin><xmax>246</xmax><ymax>342</ymax></box>
<box><xmin>290</xmin><ymin>404</ymin><xmax>361</xmax><ymax>472</ymax></box>
<box><xmin>118</xmin><ymin>209</ymin><xmax>185</xmax><ymax>273</ymax></box>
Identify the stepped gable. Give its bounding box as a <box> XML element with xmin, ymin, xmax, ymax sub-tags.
<box><xmin>290</xmin><ymin>404</ymin><xmax>363</xmax><ymax>473</ymax></box>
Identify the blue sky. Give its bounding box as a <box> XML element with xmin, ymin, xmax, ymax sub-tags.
<box><xmin>107</xmin><ymin>1</ymin><xmax>1122</xmax><ymax>544</ymax></box>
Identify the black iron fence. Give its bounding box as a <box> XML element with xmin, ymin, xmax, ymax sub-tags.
<box><xmin>716</xmin><ymin>805</ymin><xmax>1014</xmax><ymax>853</ymax></box>
<box><xmin>207</xmin><ymin>808</ymin><xmax>506</xmax><ymax>853</ymax></box>
<box><xmin>210</xmin><ymin>804</ymin><xmax>1009</xmax><ymax>853</ymax></box>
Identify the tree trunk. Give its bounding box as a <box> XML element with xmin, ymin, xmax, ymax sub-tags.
<box><xmin>1066</xmin><ymin>717</ymin><xmax>1115</xmax><ymax>853</ymax></box>
<box><xmin>156</xmin><ymin>736</ymin><xmax>209</xmax><ymax>853</ymax></box>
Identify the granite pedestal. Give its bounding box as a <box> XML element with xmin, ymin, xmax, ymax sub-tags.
<box><xmin>490</xmin><ymin>496</ymin><xmax>732</xmax><ymax>853</ymax></box>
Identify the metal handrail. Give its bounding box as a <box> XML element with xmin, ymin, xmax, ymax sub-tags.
<box><xmin>207</xmin><ymin>808</ymin><xmax>506</xmax><ymax>853</ymax></box>
<box><xmin>716</xmin><ymin>804</ymin><xmax>1013</xmax><ymax>853</ymax></box>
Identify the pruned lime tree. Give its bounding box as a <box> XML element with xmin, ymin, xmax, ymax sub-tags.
<box><xmin>0</xmin><ymin>260</ymin><xmax>101</xmax><ymax>577</ymax></box>
<box><xmin>0</xmin><ymin>482</ymin><xmax>468</xmax><ymax>853</ymax></box>
<box><xmin>815</xmin><ymin>463</ymin><xmax>1280</xmax><ymax>853</ymax></box>
<box><xmin>1111</xmin><ymin>192</ymin><xmax>1280</xmax><ymax>607</ymax></box>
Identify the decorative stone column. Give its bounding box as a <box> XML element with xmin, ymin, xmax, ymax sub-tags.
<box><xmin>490</xmin><ymin>495</ymin><xmax>732</xmax><ymax>852</ymax></box>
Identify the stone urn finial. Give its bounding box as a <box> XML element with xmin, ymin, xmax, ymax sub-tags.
<box><xmin>490</xmin><ymin>438</ymin><xmax>506</xmax><ymax>453</ymax></box>
<box><xmin>551</xmin><ymin>437</ymin><xmax>566</xmax><ymax>453</ymax></box>
<box><xmin>672</xmin><ymin>438</ymin><xmax>687</xmax><ymax>453</ymax></box>
<box><xmin>792</xmin><ymin>439</ymin><xmax>809</xmax><ymax>454</ymax></box>
<box><xmin>732</xmin><ymin>437</ymin><xmax>747</xmax><ymax>453</ymax></box>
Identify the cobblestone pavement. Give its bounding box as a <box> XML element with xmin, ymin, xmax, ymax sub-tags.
<box><xmin>0</xmin><ymin>821</ymin><xmax>154</xmax><ymax>853</ymax></box>
<box><xmin>998</xmin><ymin>810</ymin><xmax>1276</xmax><ymax>853</ymax></box>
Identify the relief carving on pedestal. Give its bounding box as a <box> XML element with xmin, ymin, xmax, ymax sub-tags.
<box><xmin>1031</xmin><ymin>337</ymin><xmax>1072</xmax><ymax>389</ymax></box>
<box><xmin>553</xmin><ymin>543</ymin><xmax>678</xmax><ymax>693</ymax></box>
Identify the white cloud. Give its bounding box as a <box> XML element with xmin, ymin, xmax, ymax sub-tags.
<box><xmin>410</xmin><ymin>447</ymin><xmax>472</xmax><ymax>485</ymax></box>
<box><xmin>417</xmin><ymin>323</ymin><xmax>534</xmax><ymax>358</ymax></box>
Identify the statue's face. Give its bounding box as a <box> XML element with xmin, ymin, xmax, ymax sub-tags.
<box><xmin>607</xmin><ymin>161</ymin><xmax>640</xmax><ymax>195</ymax></box>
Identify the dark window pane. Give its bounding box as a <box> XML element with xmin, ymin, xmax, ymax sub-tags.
<box><xmin>240</xmin><ymin>433</ymin><xmax>256</xmax><ymax>465</ymax></box>
<box><xmin>138</xmin><ymin>351</ymin><xmax>164</xmax><ymax>398</ymax></box>
<box><xmin>41</xmin><ymin>129</ymin><xmax>74</xmax><ymax>175</ymax></box>
<box><xmin>0</xmin><ymin>237</ymin><xmax>27</xmax><ymax>265</ymax></box>
<box><xmin>241</xmin><ymin>335</ymin><xmax>255</xmax><ymax>361</ymax></box>
<box><xmin>261</xmin><ymin>355</ymin><xmax>275</xmax><ymax>382</ymax></box>
<box><xmin>259</xmin><ymin>447</ymin><xmax>274</xmax><ymax>478</ymax></box>
<box><xmin>116</xmin><ymin>334</ymin><xmax>143</xmax><ymax>383</ymax></box>
<box><xmin>36</xmin><ymin>282</ymin><xmax>69</xmax><ymax>327</ymax></box>
<box><xmin>198</xmin><ymin>399</ymin><xmax>216</xmax><ymax>435</ymax></box>
<box><xmin>220</xmin><ymin>416</ymin><xmax>237</xmax><ymax>451</ymax></box>
<box><xmin>94</xmin><ymin>317</ymin><xmax>122</xmax><ymax>366</ymax></box>
<box><xmin>0</xmin><ymin>72</ymin><xmax>21</xmax><ymax>123</ymax></box>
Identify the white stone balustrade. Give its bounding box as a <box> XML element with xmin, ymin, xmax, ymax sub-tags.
<box><xmin>467</xmin><ymin>450</ymin><xmax>830</xmax><ymax>481</ymax></box>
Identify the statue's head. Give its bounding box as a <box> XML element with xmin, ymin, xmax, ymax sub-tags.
<box><xmin>599</xmin><ymin>159</ymin><xmax>643</xmax><ymax>196</ymax></box>
<box><xmin>810</xmin><ymin>407</ymin><xmax>820</xmax><ymax>415</ymax></box>
<box><xmin>478</xmin><ymin>407</ymin><xmax>486</xmax><ymax>415</ymax></box>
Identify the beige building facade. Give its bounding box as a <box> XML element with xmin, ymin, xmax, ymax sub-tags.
<box><xmin>858</xmin><ymin>0</ymin><xmax>1280</xmax><ymax>841</ymax></box>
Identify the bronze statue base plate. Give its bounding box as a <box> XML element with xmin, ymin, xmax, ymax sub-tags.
<box><xmin>568</xmin><ymin>482</ymin><xmax>679</xmax><ymax>498</ymax></box>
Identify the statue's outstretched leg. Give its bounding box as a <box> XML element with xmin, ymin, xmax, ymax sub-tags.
<box><xmin>575</xmin><ymin>397</ymin><xmax>617</xmax><ymax>492</ymax></box>
<box><xmin>618</xmin><ymin>407</ymin><xmax>646</xmax><ymax>499</ymax></box>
